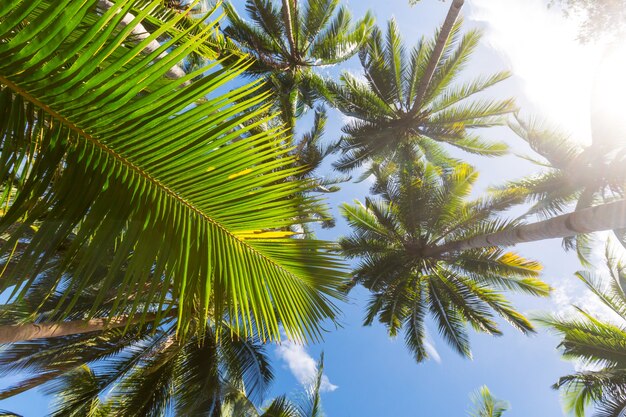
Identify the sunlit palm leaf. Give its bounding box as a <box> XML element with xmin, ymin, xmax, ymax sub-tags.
<box><xmin>0</xmin><ymin>0</ymin><xmax>346</xmax><ymax>342</ymax></box>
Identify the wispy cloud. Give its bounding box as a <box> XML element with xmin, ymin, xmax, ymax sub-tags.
<box><xmin>469</xmin><ymin>0</ymin><xmax>601</xmax><ymax>144</ymax></box>
<box><xmin>275</xmin><ymin>340</ymin><xmax>338</xmax><ymax>393</ymax></box>
<box><xmin>424</xmin><ymin>330</ymin><xmax>442</xmax><ymax>364</ymax></box>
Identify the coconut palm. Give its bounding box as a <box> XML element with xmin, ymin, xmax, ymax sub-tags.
<box><xmin>326</xmin><ymin>17</ymin><xmax>514</xmax><ymax>173</ymax></box>
<box><xmin>224</xmin><ymin>354</ymin><xmax>329</xmax><ymax>417</ymax></box>
<box><xmin>0</xmin><ymin>268</ymin><xmax>273</xmax><ymax>416</ymax></box>
<box><xmin>339</xmin><ymin>159</ymin><xmax>550</xmax><ymax>361</ymax></box>
<box><xmin>468</xmin><ymin>386</ymin><xmax>509</xmax><ymax>417</ymax></box>
<box><xmin>491</xmin><ymin>115</ymin><xmax>626</xmax><ymax>262</ymax></box>
<box><xmin>0</xmin><ymin>0</ymin><xmax>346</xmax><ymax>343</ymax></box>
<box><xmin>540</xmin><ymin>248</ymin><xmax>626</xmax><ymax>417</ymax></box>
<box><xmin>1</xmin><ymin>323</ymin><xmax>272</xmax><ymax>417</ymax></box>
<box><xmin>222</xmin><ymin>0</ymin><xmax>374</xmax><ymax>131</ymax></box>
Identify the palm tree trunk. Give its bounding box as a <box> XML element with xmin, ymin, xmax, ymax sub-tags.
<box><xmin>410</xmin><ymin>0</ymin><xmax>464</xmax><ymax>115</ymax></box>
<box><xmin>282</xmin><ymin>0</ymin><xmax>298</xmax><ymax>59</ymax></box>
<box><xmin>97</xmin><ymin>0</ymin><xmax>186</xmax><ymax>80</ymax></box>
<box><xmin>426</xmin><ymin>199</ymin><xmax>626</xmax><ymax>256</ymax></box>
<box><xmin>0</xmin><ymin>312</ymin><xmax>167</xmax><ymax>344</ymax></box>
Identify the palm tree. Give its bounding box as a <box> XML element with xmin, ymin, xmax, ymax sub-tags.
<box><xmin>0</xmin><ymin>270</ymin><xmax>273</xmax><ymax>416</ymax></box>
<box><xmin>225</xmin><ymin>354</ymin><xmax>329</xmax><ymax>417</ymax></box>
<box><xmin>222</xmin><ymin>0</ymin><xmax>374</xmax><ymax>131</ymax></box>
<box><xmin>491</xmin><ymin>115</ymin><xmax>626</xmax><ymax>262</ymax></box>
<box><xmin>0</xmin><ymin>0</ymin><xmax>346</xmax><ymax>342</ymax></box>
<box><xmin>326</xmin><ymin>17</ymin><xmax>514</xmax><ymax>173</ymax></box>
<box><xmin>339</xmin><ymin>160</ymin><xmax>550</xmax><ymax>361</ymax></box>
<box><xmin>540</xmin><ymin>248</ymin><xmax>626</xmax><ymax>417</ymax></box>
<box><xmin>468</xmin><ymin>386</ymin><xmax>509</xmax><ymax>417</ymax></box>
<box><xmin>422</xmin><ymin>197</ymin><xmax>626</xmax><ymax>257</ymax></box>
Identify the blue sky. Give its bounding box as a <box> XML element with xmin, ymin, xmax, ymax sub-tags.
<box><xmin>1</xmin><ymin>0</ymin><xmax>620</xmax><ymax>415</ymax></box>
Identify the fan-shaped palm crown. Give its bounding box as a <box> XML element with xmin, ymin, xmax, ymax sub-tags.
<box><xmin>327</xmin><ymin>19</ymin><xmax>515</xmax><ymax>172</ymax></box>
<box><xmin>0</xmin><ymin>0</ymin><xmax>346</xmax><ymax>343</ymax></box>
<box><xmin>541</xmin><ymin>248</ymin><xmax>626</xmax><ymax>417</ymax></box>
<box><xmin>223</xmin><ymin>0</ymin><xmax>374</xmax><ymax>128</ymax></box>
<box><xmin>339</xmin><ymin>160</ymin><xmax>550</xmax><ymax>361</ymax></box>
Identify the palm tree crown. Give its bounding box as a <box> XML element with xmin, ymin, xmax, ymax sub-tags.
<box><xmin>223</xmin><ymin>0</ymin><xmax>374</xmax><ymax>127</ymax></box>
<box><xmin>326</xmin><ymin>19</ymin><xmax>515</xmax><ymax>172</ymax></box>
<box><xmin>339</xmin><ymin>160</ymin><xmax>550</xmax><ymax>361</ymax></box>
<box><xmin>494</xmin><ymin>116</ymin><xmax>626</xmax><ymax>261</ymax></box>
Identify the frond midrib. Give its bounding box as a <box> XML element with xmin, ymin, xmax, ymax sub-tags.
<box><xmin>0</xmin><ymin>73</ymin><xmax>315</xmax><ymax>292</ymax></box>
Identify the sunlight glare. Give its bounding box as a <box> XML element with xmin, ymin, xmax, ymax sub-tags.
<box><xmin>592</xmin><ymin>43</ymin><xmax>626</xmax><ymax>146</ymax></box>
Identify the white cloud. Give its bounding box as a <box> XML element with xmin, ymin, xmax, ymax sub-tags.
<box><xmin>424</xmin><ymin>331</ymin><xmax>442</xmax><ymax>364</ymax></box>
<box><xmin>275</xmin><ymin>340</ymin><xmax>338</xmax><ymax>393</ymax></box>
<box><xmin>469</xmin><ymin>0</ymin><xmax>602</xmax><ymax>144</ymax></box>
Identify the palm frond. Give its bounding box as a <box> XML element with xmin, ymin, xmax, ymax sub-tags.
<box><xmin>0</xmin><ymin>0</ymin><xmax>346</xmax><ymax>342</ymax></box>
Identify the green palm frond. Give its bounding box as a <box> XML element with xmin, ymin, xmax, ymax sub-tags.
<box><xmin>541</xmin><ymin>248</ymin><xmax>626</xmax><ymax>417</ymax></box>
<box><xmin>468</xmin><ymin>386</ymin><xmax>509</xmax><ymax>417</ymax></box>
<box><xmin>0</xmin><ymin>0</ymin><xmax>347</xmax><ymax>342</ymax></box>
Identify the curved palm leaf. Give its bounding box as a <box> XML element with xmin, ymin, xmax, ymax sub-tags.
<box><xmin>0</xmin><ymin>0</ymin><xmax>346</xmax><ymax>342</ymax></box>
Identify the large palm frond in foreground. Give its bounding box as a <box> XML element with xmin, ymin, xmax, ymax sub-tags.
<box><xmin>326</xmin><ymin>19</ymin><xmax>514</xmax><ymax>172</ymax></box>
<box><xmin>540</xmin><ymin>247</ymin><xmax>626</xmax><ymax>417</ymax></box>
<box><xmin>0</xmin><ymin>0</ymin><xmax>346</xmax><ymax>342</ymax></box>
<box><xmin>339</xmin><ymin>160</ymin><xmax>550</xmax><ymax>361</ymax></box>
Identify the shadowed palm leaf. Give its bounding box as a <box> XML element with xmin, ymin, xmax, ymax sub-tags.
<box><xmin>339</xmin><ymin>160</ymin><xmax>550</xmax><ymax>361</ymax></box>
<box><xmin>326</xmin><ymin>18</ymin><xmax>514</xmax><ymax>173</ymax></box>
<box><xmin>223</xmin><ymin>354</ymin><xmax>329</xmax><ymax>417</ymax></box>
<box><xmin>540</xmin><ymin>246</ymin><xmax>626</xmax><ymax>417</ymax></box>
<box><xmin>0</xmin><ymin>265</ymin><xmax>273</xmax><ymax>416</ymax></box>
<box><xmin>0</xmin><ymin>0</ymin><xmax>346</xmax><ymax>342</ymax></box>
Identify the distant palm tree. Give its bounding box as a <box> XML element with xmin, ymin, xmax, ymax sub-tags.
<box><xmin>223</xmin><ymin>0</ymin><xmax>374</xmax><ymax>131</ymax></box>
<box><xmin>540</xmin><ymin>248</ymin><xmax>626</xmax><ymax>417</ymax></box>
<box><xmin>326</xmin><ymin>17</ymin><xmax>513</xmax><ymax>172</ymax></box>
<box><xmin>339</xmin><ymin>159</ymin><xmax>550</xmax><ymax>361</ymax></box>
<box><xmin>225</xmin><ymin>354</ymin><xmax>329</xmax><ymax>417</ymax></box>
<box><xmin>468</xmin><ymin>386</ymin><xmax>509</xmax><ymax>417</ymax></box>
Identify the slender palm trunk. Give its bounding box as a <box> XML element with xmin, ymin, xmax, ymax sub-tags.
<box><xmin>0</xmin><ymin>312</ymin><xmax>168</xmax><ymax>344</ymax></box>
<box><xmin>97</xmin><ymin>0</ymin><xmax>186</xmax><ymax>79</ymax></box>
<box><xmin>426</xmin><ymin>199</ymin><xmax>626</xmax><ymax>256</ymax></box>
<box><xmin>410</xmin><ymin>0</ymin><xmax>464</xmax><ymax>115</ymax></box>
<box><xmin>282</xmin><ymin>0</ymin><xmax>298</xmax><ymax>59</ymax></box>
